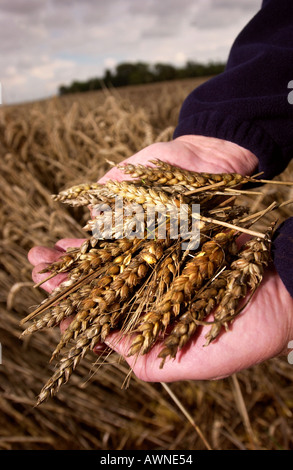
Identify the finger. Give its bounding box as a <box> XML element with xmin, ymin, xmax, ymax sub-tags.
<box><xmin>28</xmin><ymin>246</ymin><xmax>63</xmax><ymax>267</ymax></box>
<box><xmin>60</xmin><ymin>315</ymin><xmax>75</xmax><ymax>333</ymax></box>
<box><xmin>104</xmin><ymin>271</ymin><xmax>292</xmax><ymax>383</ymax></box>
<box><xmin>97</xmin><ymin>147</ymin><xmax>160</xmax><ymax>184</ymax></box>
<box><xmin>90</xmin><ymin>342</ymin><xmax>109</xmax><ymax>356</ymax></box>
<box><xmin>54</xmin><ymin>238</ymin><xmax>86</xmax><ymax>252</ymax></box>
<box><xmin>98</xmin><ymin>168</ymin><xmax>125</xmax><ymax>184</ymax></box>
<box><xmin>28</xmin><ymin>240</ymin><xmax>86</xmax><ymax>267</ymax></box>
<box><xmin>103</xmin><ymin>332</ymin><xmax>186</xmax><ymax>382</ymax></box>
<box><xmin>32</xmin><ymin>263</ymin><xmax>68</xmax><ymax>293</ymax></box>
<box><xmin>104</xmin><ymin>324</ymin><xmax>240</xmax><ymax>383</ymax></box>
<box><xmin>236</xmin><ymin>233</ymin><xmax>251</xmax><ymax>248</ymax></box>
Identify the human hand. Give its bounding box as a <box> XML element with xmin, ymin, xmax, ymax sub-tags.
<box><xmin>28</xmin><ymin>135</ymin><xmax>293</xmax><ymax>382</ymax></box>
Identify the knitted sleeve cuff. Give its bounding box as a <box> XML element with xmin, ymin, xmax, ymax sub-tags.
<box><xmin>173</xmin><ymin>110</ymin><xmax>283</xmax><ymax>180</ymax></box>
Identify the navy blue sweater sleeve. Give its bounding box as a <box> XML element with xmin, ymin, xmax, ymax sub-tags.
<box><xmin>174</xmin><ymin>0</ymin><xmax>293</xmax><ymax>297</ymax></box>
<box><xmin>174</xmin><ymin>0</ymin><xmax>293</xmax><ymax>180</ymax></box>
<box><xmin>272</xmin><ymin>218</ymin><xmax>293</xmax><ymax>297</ymax></box>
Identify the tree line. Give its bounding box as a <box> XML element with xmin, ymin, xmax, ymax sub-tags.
<box><xmin>58</xmin><ymin>60</ymin><xmax>226</xmax><ymax>95</ymax></box>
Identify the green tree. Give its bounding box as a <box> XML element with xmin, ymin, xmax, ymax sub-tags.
<box><xmin>153</xmin><ymin>63</ymin><xmax>177</xmax><ymax>81</ymax></box>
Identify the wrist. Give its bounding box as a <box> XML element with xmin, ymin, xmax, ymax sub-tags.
<box><xmin>175</xmin><ymin>135</ymin><xmax>259</xmax><ymax>176</ymax></box>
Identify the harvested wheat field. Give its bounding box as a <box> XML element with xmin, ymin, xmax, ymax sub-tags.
<box><xmin>0</xmin><ymin>78</ymin><xmax>293</xmax><ymax>451</ymax></box>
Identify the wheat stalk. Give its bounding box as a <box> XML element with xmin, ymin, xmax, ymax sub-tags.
<box><xmin>204</xmin><ymin>232</ymin><xmax>272</xmax><ymax>346</ymax></box>
<box><xmin>21</xmin><ymin>160</ymin><xmax>291</xmax><ymax>404</ymax></box>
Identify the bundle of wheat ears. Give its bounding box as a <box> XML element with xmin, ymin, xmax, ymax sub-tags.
<box><xmin>20</xmin><ymin>159</ymin><xmax>293</xmax><ymax>405</ymax></box>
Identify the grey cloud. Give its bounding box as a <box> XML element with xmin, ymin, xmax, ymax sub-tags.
<box><xmin>192</xmin><ymin>0</ymin><xmax>261</xmax><ymax>29</ymax></box>
<box><xmin>0</xmin><ymin>0</ymin><xmax>43</xmax><ymax>16</ymax></box>
<box><xmin>46</xmin><ymin>0</ymin><xmax>125</xmax><ymax>27</ymax></box>
<box><xmin>0</xmin><ymin>17</ymin><xmax>45</xmax><ymax>55</ymax></box>
<box><xmin>0</xmin><ymin>0</ymin><xmax>263</xmax><ymax>104</ymax></box>
<box><xmin>128</xmin><ymin>0</ymin><xmax>193</xmax><ymax>17</ymax></box>
<box><xmin>129</xmin><ymin>0</ymin><xmax>194</xmax><ymax>38</ymax></box>
<box><xmin>211</xmin><ymin>0</ymin><xmax>262</xmax><ymax>11</ymax></box>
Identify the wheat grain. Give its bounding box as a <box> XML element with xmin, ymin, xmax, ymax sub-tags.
<box><xmin>158</xmin><ymin>275</ymin><xmax>228</xmax><ymax>367</ymax></box>
<box><xmin>204</xmin><ymin>232</ymin><xmax>272</xmax><ymax>346</ymax></box>
<box><xmin>126</xmin><ymin>230</ymin><xmax>237</xmax><ymax>358</ymax></box>
<box><xmin>20</xmin><ymin>157</ymin><xmax>289</xmax><ymax>404</ymax></box>
<box><xmin>118</xmin><ymin>159</ymin><xmax>246</xmax><ymax>189</ymax></box>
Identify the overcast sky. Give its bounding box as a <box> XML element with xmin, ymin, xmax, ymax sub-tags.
<box><xmin>0</xmin><ymin>0</ymin><xmax>262</xmax><ymax>104</ymax></box>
